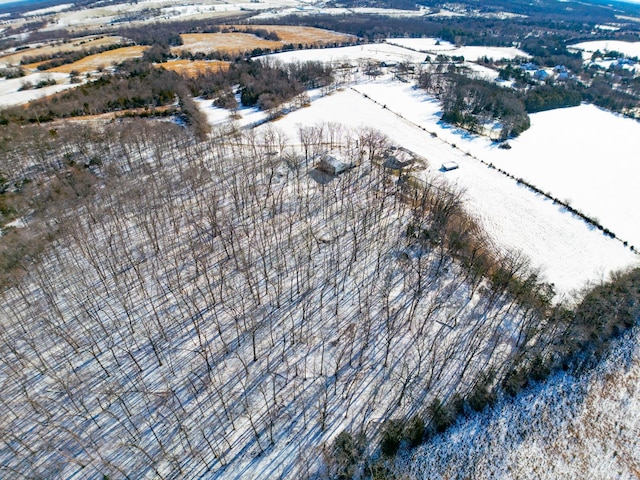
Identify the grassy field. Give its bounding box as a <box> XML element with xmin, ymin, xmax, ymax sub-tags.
<box><xmin>160</xmin><ymin>59</ymin><xmax>230</xmax><ymax>77</ymax></box>
<box><xmin>46</xmin><ymin>46</ymin><xmax>148</xmax><ymax>73</ymax></box>
<box><xmin>231</xmin><ymin>25</ymin><xmax>355</xmax><ymax>46</ymax></box>
<box><xmin>173</xmin><ymin>32</ymin><xmax>282</xmax><ymax>55</ymax></box>
<box><xmin>173</xmin><ymin>27</ymin><xmax>354</xmax><ymax>56</ymax></box>
<box><xmin>0</xmin><ymin>36</ymin><xmax>125</xmax><ymax>67</ymax></box>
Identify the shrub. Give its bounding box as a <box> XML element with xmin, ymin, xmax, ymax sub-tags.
<box><xmin>380</xmin><ymin>419</ymin><xmax>404</xmax><ymax>457</ymax></box>
<box><xmin>404</xmin><ymin>415</ymin><xmax>425</xmax><ymax>448</ymax></box>
<box><xmin>428</xmin><ymin>398</ymin><xmax>455</xmax><ymax>433</ymax></box>
<box><xmin>467</xmin><ymin>374</ymin><xmax>497</xmax><ymax>412</ymax></box>
<box><xmin>328</xmin><ymin>431</ymin><xmax>364</xmax><ymax>480</ymax></box>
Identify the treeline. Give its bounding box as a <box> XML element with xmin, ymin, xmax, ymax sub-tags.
<box><xmin>329</xmin><ymin>0</ymin><xmax>421</xmax><ymax>10</ymax></box>
<box><xmin>114</xmin><ymin>15</ymin><xmax>253</xmax><ymax>47</ymax></box>
<box><xmin>186</xmin><ymin>59</ymin><xmax>333</xmax><ymax>111</ymax></box>
<box><xmin>0</xmin><ymin>60</ymin><xmax>184</xmax><ymax>123</ymax></box>
<box><xmin>418</xmin><ymin>72</ymin><xmax>530</xmax><ymax>138</ymax></box>
<box><xmin>524</xmin><ymin>84</ymin><xmax>582</xmax><ymax>112</ymax></box>
<box><xmin>0</xmin><ymin>55</ymin><xmax>333</xmax><ymax>132</ymax></box>
<box><xmin>418</xmin><ymin>70</ymin><xmax>611</xmax><ymax>138</ymax></box>
<box><xmin>256</xmin><ymin>10</ymin><xmax>604</xmax><ymax>46</ymax></box>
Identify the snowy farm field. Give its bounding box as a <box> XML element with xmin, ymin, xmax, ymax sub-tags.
<box><xmin>14</xmin><ymin>0</ymin><xmax>312</xmax><ymax>32</ymax></box>
<box><xmin>385</xmin><ymin>38</ymin><xmax>530</xmax><ymax>62</ymax></box>
<box><xmin>229</xmin><ymin>25</ymin><xmax>355</xmax><ymax>46</ymax></box>
<box><xmin>344</xmin><ymin>79</ymin><xmax>640</xmax><ymax>252</ymax></box>
<box><xmin>478</xmin><ymin>105</ymin><xmax>640</xmax><ymax>250</ymax></box>
<box><xmin>173</xmin><ymin>27</ymin><xmax>353</xmax><ymax>57</ymax></box>
<box><xmin>249</xmin><ymin>78</ymin><xmax>637</xmax><ymax>297</ymax></box>
<box><xmin>569</xmin><ymin>40</ymin><xmax>640</xmax><ymax>59</ymax></box>
<box><xmin>260</xmin><ymin>42</ymin><xmax>427</xmax><ymax>65</ymax></box>
<box><xmin>0</xmin><ymin>71</ymin><xmax>77</xmax><ymax>108</ymax></box>
<box><xmin>175</xmin><ymin>33</ymin><xmax>283</xmax><ymax>56</ymax></box>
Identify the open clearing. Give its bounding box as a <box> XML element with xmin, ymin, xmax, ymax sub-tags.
<box><xmin>160</xmin><ymin>59</ymin><xmax>230</xmax><ymax>77</ymax></box>
<box><xmin>261</xmin><ymin>42</ymin><xmax>427</xmax><ymax>64</ymax></box>
<box><xmin>343</xmin><ymin>80</ymin><xmax>640</xmax><ymax>250</ymax></box>
<box><xmin>173</xmin><ymin>27</ymin><xmax>353</xmax><ymax>56</ymax></box>
<box><xmin>46</xmin><ymin>46</ymin><xmax>147</xmax><ymax>73</ymax></box>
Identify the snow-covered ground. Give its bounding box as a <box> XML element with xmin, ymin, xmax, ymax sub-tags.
<box><xmin>195</xmin><ymin>97</ymin><xmax>270</xmax><ymax>128</ymax></box>
<box><xmin>253</xmin><ymin>5</ymin><xmax>430</xmax><ymax>19</ymax></box>
<box><xmin>262</xmin><ymin>43</ymin><xmax>426</xmax><ymax>65</ymax></box>
<box><xmin>569</xmin><ymin>40</ymin><xmax>640</xmax><ymax>59</ymax></box>
<box><xmin>394</xmin><ymin>325</ymin><xmax>640</xmax><ymax>480</ymax></box>
<box><xmin>0</xmin><ymin>72</ymin><xmax>75</xmax><ymax>108</ymax></box>
<box><xmin>385</xmin><ymin>38</ymin><xmax>530</xmax><ymax>61</ymax></box>
<box><xmin>34</xmin><ymin>0</ymin><xmax>311</xmax><ymax>30</ymax></box>
<box><xmin>242</xmin><ymin>77</ymin><xmax>637</xmax><ymax>298</ymax></box>
<box><xmin>0</xmin><ymin>121</ymin><xmax>540</xmax><ymax>479</ymax></box>
<box><xmin>22</xmin><ymin>3</ymin><xmax>74</xmax><ymax>16</ymax></box>
<box><xmin>478</xmin><ymin>104</ymin><xmax>640</xmax><ymax>251</ymax></box>
<box><xmin>461</xmin><ymin>62</ymin><xmax>501</xmax><ymax>81</ymax></box>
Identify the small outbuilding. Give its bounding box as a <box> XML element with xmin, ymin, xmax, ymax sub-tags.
<box><xmin>441</xmin><ymin>161</ymin><xmax>459</xmax><ymax>172</ymax></box>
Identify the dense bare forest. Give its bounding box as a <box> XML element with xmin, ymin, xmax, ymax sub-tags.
<box><xmin>0</xmin><ymin>116</ymin><xmax>635</xmax><ymax>477</ymax></box>
<box><xmin>0</xmin><ymin>118</ymin><xmax>551</xmax><ymax>478</ymax></box>
<box><xmin>1</xmin><ymin>0</ymin><xmax>639</xmax><ymax>475</ymax></box>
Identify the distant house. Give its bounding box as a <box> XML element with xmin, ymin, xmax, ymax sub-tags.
<box><xmin>316</xmin><ymin>152</ymin><xmax>355</xmax><ymax>175</ymax></box>
<box><xmin>441</xmin><ymin>161</ymin><xmax>459</xmax><ymax>172</ymax></box>
<box><xmin>521</xmin><ymin>62</ymin><xmax>538</xmax><ymax>71</ymax></box>
<box><xmin>534</xmin><ymin>69</ymin><xmax>550</xmax><ymax>81</ymax></box>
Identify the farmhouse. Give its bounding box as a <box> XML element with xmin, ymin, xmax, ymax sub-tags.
<box><xmin>315</xmin><ymin>151</ymin><xmax>355</xmax><ymax>175</ymax></box>
<box><xmin>384</xmin><ymin>146</ymin><xmax>418</xmax><ymax>170</ymax></box>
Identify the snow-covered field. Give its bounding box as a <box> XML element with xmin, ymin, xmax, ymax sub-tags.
<box><xmin>263</xmin><ymin>40</ymin><xmax>529</xmax><ymax>66</ymax></box>
<box><xmin>263</xmin><ymin>43</ymin><xmax>427</xmax><ymax>65</ymax></box>
<box><xmin>239</xmin><ymin>76</ymin><xmax>637</xmax><ymax>298</ymax></box>
<box><xmin>385</xmin><ymin>38</ymin><xmax>530</xmax><ymax>61</ymax></box>
<box><xmin>0</xmin><ymin>72</ymin><xmax>75</xmax><ymax>107</ymax></box>
<box><xmin>33</xmin><ymin>0</ymin><xmax>309</xmax><ymax>30</ymax></box>
<box><xmin>23</xmin><ymin>3</ymin><xmax>74</xmax><ymax>16</ymax></box>
<box><xmin>479</xmin><ymin>105</ymin><xmax>640</xmax><ymax>250</ymax></box>
<box><xmin>394</xmin><ymin>325</ymin><xmax>640</xmax><ymax>479</ymax></box>
<box><xmin>253</xmin><ymin>5</ymin><xmax>430</xmax><ymax>19</ymax></box>
<box><xmin>569</xmin><ymin>40</ymin><xmax>640</xmax><ymax>59</ymax></box>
